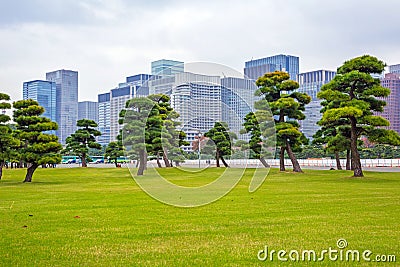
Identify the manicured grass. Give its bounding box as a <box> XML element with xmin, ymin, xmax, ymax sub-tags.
<box><xmin>0</xmin><ymin>167</ymin><xmax>399</xmax><ymax>266</ymax></box>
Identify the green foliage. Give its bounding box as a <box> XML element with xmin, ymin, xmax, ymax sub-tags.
<box><xmin>12</xmin><ymin>99</ymin><xmax>62</xmax><ymax>181</ymax></box>
<box><xmin>0</xmin><ymin>93</ymin><xmax>19</xmax><ymax>178</ymax></box>
<box><xmin>253</xmin><ymin>71</ymin><xmax>310</xmax><ymax>171</ymax></box>
<box><xmin>317</xmin><ymin>55</ymin><xmax>400</xmax><ymax>176</ymax></box>
<box><xmin>105</xmin><ymin>141</ymin><xmax>125</xmax><ymax>166</ymax></box>
<box><xmin>64</xmin><ymin>119</ymin><xmax>102</xmax><ymax>167</ymax></box>
<box><xmin>205</xmin><ymin>122</ymin><xmax>237</xmax><ymax>166</ymax></box>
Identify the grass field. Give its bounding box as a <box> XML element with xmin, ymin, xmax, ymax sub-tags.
<box><xmin>0</xmin><ymin>167</ymin><xmax>399</xmax><ymax>266</ymax></box>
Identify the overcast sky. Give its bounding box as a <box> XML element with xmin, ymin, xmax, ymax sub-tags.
<box><xmin>1</xmin><ymin>0</ymin><xmax>400</xmax><ymax>102</ymax></box>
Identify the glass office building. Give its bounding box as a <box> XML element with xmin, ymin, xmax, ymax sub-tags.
<box><xmin>151</xmin><ymin>59</ymin><xmax>184</xmax><ymax>77</ymax></box>
<box><xmin>244</xmin><ymin>54</ymin><xmax>299</xmax><ymax>80</ymax></box>
<box><xmin>78</xmin><ymin>101</ymin><xmax>98</xmax><ymax>122</ymax></box>
<box><xmin>23</xmin><ymin>80</ymin><xmax>57</xmax><ymax>135</ymax></box>
<box><xmin>46</xmin><ymin>69</ymin><xmax>78</xmax><ymax>144</ymax></box>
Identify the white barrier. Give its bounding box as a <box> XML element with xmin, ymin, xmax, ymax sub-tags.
<box><xmin>181</xmin><ymin>159</ymin><xmax>400</xmax><ymax>168</ymax></box>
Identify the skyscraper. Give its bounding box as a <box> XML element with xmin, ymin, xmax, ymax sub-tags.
<box><xmin>296</xmin><ymin>70</ymin><xmax>336</xmax><ymax>140</ymax></box>
<box><xmin>389</xmin><ymin>64</ymin><xmax>400</xmax><ymax>74</ymax></box>
<box><xmin>379</xmin><ymin>73</ymin><xmax>400</xmax><ymax>134</ymax></box>
<box><xmin>23</xmin><ymin>80</ymin><xmax>57</xmax><ymax>134</ymax></box>
<box><xmin>151</xmin><ymin>71</ymin><xmax>258</xmax><ymax>151</ymax></box>
<box><xmin>98</xmin><ymin>74</ymin><xmax>152</xmax><ymax>144</ymax></box>
<box><xmin>98</xmin><ymin>93</ymin><xmax>111</xmax><ymax>146</ymax></box>
<box><xmin>78</xmin><ymin>101</ymin><xmax>98</xmax><ymax>122</ymax></box>
<box><xmin>244</xmin><ymin>54</ymin><xmax>299</xmax><ymax>80</ymax></box>
<box><xmin>151</xmin><ymin>59</ymin><xmax>184</xmax><ymax>76</ymax></box>
<box><xmin>46</xmin><ymin>69</ymin><xmax>78</xmax><ymax>144</ymax></box>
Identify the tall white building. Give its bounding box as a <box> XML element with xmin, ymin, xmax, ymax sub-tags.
<box><xmin>97</xmin><ymin>93</ymin><xmax>111</xmax><ymax>146</ymax></box>
<box><xmin>150</xmin><ymin>71</ymin><xmax>258</xmax><ymax>151</ymax></box>
<box><xmin>99</xmin><ymin>74</ymin><xmax>151</xmax><ymax>144</ymax></box>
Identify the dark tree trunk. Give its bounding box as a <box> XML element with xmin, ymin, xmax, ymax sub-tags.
<box><xmin>114</xmin><ymin>158</ymin><xmax>118</xmax><ymax>167</ymax></box>
<box><xmin>259</xmin><ymin>157</ymin><xmax>270</xmax><ymax>168</ymax></box>
<box><xmin>346</xmin><ymin>149</ymin><xmax>351</xmax><ymax>170</ymax></box>
<box><xmin>156</xmin><ymin>152</ymin><xmax>162</xmax><ymax>168</ymax></box>
<box><xmin>162</xmin><ymin>148</ymin><xmax>171</xmax><ymax>167</ymax></box>
<box><xmin>81</xmin><ymin>153</ymin><xmax>87</xmax><ymax>168</ymax></box>
<box><xmin>137</xmin><ymin>150</ymin><xmax>146</xmax><ymax>176</ymax></box>
<box><xmin>279</xmin><ymin>146</ymin><xmax>285</xmax><ymax>171</ymax></box>
<box><xmin>170</xmin><ymin>160</ymin><xmax>173</xmax><ymax>167</ymax></box>
<box><xmin>350</xmin><ymin>117</ymin><xmax>363</xmax><ymax>177</ymax></box>
<box><xmin>335</xmin><ymin>151</ymin><xmax>342</xmax><ymax>170</ymax></box>
<box><xmin>220</xmin><ymin>156</ymin><xmax>229</xmax><ymax>167</ymax></box>
<box><xmin>0</xmin><ymin>162</ymin><xmax>3</xmax><ymax>180</ymax></box>
<box><xmin>135</xmin><ymin>160</ymin><xmax>139</xmax><ymax>168</ymax></box>
<box><xmin>216</xmin><ymin>150</ymin><xmax>220</xmax><ymax>167</ymax></box>
<box><xmin>24</xmin><ymin>163</ymin><xmax>39</xmax><ymax>183</ymax></box>
<box><xmin>286</xmin><ymin>142</ymin><xmax>303</xmax><ymax>173</ymax></box>
<box><xmin>174</xmin><ymin>161</ymin><xmax>180</xmax><ymax>167</ymax></box>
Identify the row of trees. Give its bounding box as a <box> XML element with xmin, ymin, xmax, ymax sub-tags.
<box><xmin>241</xmin><ymin>55</ymin><xmax>400</xmax><ymax>177</ymax></box>
<box><xmin>2</xmin><ymin>55</ymin><xmax>399</xmax><ymax>179</ymax></box>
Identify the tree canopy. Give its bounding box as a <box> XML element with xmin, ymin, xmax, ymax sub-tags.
<box><xmin>254</xmin><ymin>71</ymin><xmax>311</xmax><ymax>172</ymax></box>
<box><xmin>13</xmin><ymin>99</ymin><xmax>62</xmax><ymax>182</ymax></box>
<box><xmin>0</xmin><ymin>93</ymin><xmax>19</xmax><ymax>179</ymax></box>
<box><xmin>204</xmin><ymin>121</ymin><xmax>237</xmax><ymax>167</ymax></box>
<box><xmin>64</xmin><ymin>119</ymin><xmax>102</xmax><ymax>167</ymax></box>
<box><xmin>318</xmin><ymin>55</ymin><xmax>400</xmax><ymax>177</ymax></box>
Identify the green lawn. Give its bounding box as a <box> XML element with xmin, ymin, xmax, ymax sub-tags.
<box><xmin>0</xmin><ymin>167</ymin><xmax>399</xmax><ymax>266</ymax></box>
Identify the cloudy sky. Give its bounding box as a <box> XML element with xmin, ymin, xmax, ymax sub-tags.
<box><xmin>1</xmin><ymin>0</ymin><xmax>399</xmax><ymax>102</ymax></box>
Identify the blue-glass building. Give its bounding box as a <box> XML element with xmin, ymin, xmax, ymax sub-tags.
<box><xmin>46</xmin><ymin>69</ymin><xmax>78</xmax><ymax>144</ymax></box>
<box><xmin>23</xmin><ymin>80</ymin><xmax>57</xmax><ymax>135</ymax></box>
<box><xmin>78</xmin><ymin>101</ymin><xmax>98</xmax><ymax>122</ymax></box>
<box><xmin>151</xmin><ymin>59</ymin><xmax>184</xmax><ymax>77</ymax></box>
<box><xmin>244</xmin><ymin>54</ymin><xmax>299</xmax><ymax>80</ymax></box>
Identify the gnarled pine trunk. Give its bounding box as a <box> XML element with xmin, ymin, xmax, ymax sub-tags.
<box><xmin>81</xmin><ymin>153</ymin><xmax>87</xmax><ymax>168</ymax></box>
<box><xmin>156</xmin><ymin>152</ymin><xmax>162</xmax><ymax>168</ymax></box>
<box><xmin>24</xmin><ymin>163</ymin><xmax>39</xmax><ymax>183</ymax></box>
<box><xmin>0</xmin><ymin>162</ymin><xmax>3</xmax><ymax>180</ymax></box>
<box><xmin>350</xmin><ymin>117</ymin><xmax>363</xmax><ymax>177</ymax></box>
<box><xmin>346</xmin><ymin>149</ymin><xmax>351</xmax><ymax>170</ymax></box>
<box><xmin>335</xmin><ymin>151</ymin><xmax>342</xmax><ymax>170</ymax></box>
<box><xmin>215</xmin><ymin>149</ymin><xmax>220</xmax><ymax>167</ymax></box>
<box><xmin>162</xmin><ymin>148</ymin><xmax>171</xmax><ymax>167</ymax></box>
<box><xmin>137</xmin><ymin>150</ymin><xmax>146</xmax><ymax>176</ymax></box>
<box><xmin>259</xmin><ymin>157</ymin><xmax>270</xmax><ymax>168</ymax></box>
<box><xmin>279</xmin><ymin>146</ymin><xmax>285</xmax><ymax>171</ymax></box>
<box><xmin>286</xmin><ymin>142</ymin><xmax>303</xmax><ymax>173</ymax></box>
<box><xmin>220</xmin><ymin>156</ymin><xmax>229</xmax><ymax>167</ymax></box>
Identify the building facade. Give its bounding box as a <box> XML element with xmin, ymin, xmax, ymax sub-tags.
<box><xmin>23</xmin><ymin>80</ymin><xmax>57</xmax><ymax>135</ymax></box>
<box><xmin>151</xmin><ymin>72</ymin><xmax>258</xmax><ymax>151</ymax></box>
<box><xmin>97</xmin><ymin>93</ymin><xmax>111</xmax><ymax>146</ymax></box>
<box><xmin>151</xmin><ymin>59</ymin><xmax>184</xmax><ymax>77</ymax></box>
<box><xmin>244</xmin><ymin>54</ymin><xmax>299</xmax><ymax>80</ymax></box>
<box><xmin>46</xmin><ymin>69</ymin><xmax>78</xmax><ymax>144</ymax></box>
<box><xmin>296</xmin><ymin>70</ymin><xmax>336</xmax><ymax>140</ymax></box>
<box><xmin>98</xmin><ymin>74</ymin><xmax>151</xmax><ymax>144</ymax></box>
<box><xmin>379</xmin><ymin>73</ymin><xmax>400</xmax><ymax>134</ymax></box>
<box><xmin>78</xmin><ymin>101</ymin><xmax>98</xmax><ymax>122</ymax></box>
<box><xmin>389</xmin><ymin>64</ymin><xmax>400</xmax><ymax>74</ymax></box>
